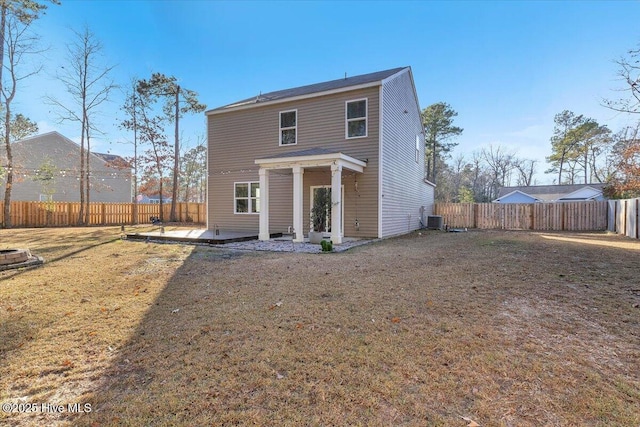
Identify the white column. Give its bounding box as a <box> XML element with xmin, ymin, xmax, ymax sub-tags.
<box><xmin>331</xmin><ymin>162</ymin><xmax>343</xmax><ymax>244</ymax></box>
<box><xmin>258</xmin><ymin>168</ymin><xmax>270</xmax><ymax>240</ymax></box>
<box><xmin>292</xmin><ymin>165</ymin><xmax>304</xmax><ymax>242</ymax></box>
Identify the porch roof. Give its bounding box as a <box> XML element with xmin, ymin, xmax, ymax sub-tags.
<box><xmin>254</xmin><ymin>148</ymin><xmax>366</xmax><ymax>172</ymax></box>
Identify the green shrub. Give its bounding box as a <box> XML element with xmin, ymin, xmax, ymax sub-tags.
<box><xmin>320</xmin><ymin>240</ymin><xmax>333</xmax><ymax>252</ymax></box>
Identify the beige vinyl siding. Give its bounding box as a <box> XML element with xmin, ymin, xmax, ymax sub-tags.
<box><xmin>380</xmin><ymin>69</ymin><xmax>433</xmax><ymax>237</ymax></box>
<box><xmin>208</xmin><ymin>87</ymin><xmax>380</xmax><ymax>237</ymax></box>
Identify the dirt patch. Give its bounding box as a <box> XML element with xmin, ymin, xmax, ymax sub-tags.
<box><xmin>1</xmin><ymin>226</ymin><xmax>639</xmax><ymax>426</ymax></box>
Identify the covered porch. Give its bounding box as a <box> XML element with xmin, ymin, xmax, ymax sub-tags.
<box><xmin>255</xmin><ymin>148</ymin><xmax>366</xmax><ymax>245</ymax></box>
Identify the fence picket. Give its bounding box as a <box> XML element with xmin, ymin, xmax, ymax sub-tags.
<box><xmin>435</xmin><ymin>201</ymin><xmax>609</xmax><ymax>232</ymax></box>
<box><xmin>0</xmin><ymin>202</ymin><xmax>206</xmax><ymax>227</ymax></box>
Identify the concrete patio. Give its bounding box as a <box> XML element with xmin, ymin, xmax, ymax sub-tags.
<box><xmin>125</xmin><ymin>228</ymin><xmax>376</xmax><ymax>253</ymax></box>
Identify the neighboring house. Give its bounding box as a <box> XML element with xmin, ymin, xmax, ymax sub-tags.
<box><xmin>494</xmin><ymin>184</ymin><xmax>606</xmax><ymax>203</ymax></box>
<box><xmin>137</xmin><ymin>195</ymin><xmax>172</xmax><ymax>204</ymax></box>
<box><xmin>0</xmin><ymin>131</ymin><xmax>132</xmax><ymax>203</ymax></box>
<box><xmin>207</xmin><ymin>66</ymin><xmax>435</xmax><ymax>244</ymax></box>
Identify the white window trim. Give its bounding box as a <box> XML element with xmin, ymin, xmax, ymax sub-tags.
<box><xmin>345</xmin><ymin>98</ymin><xmax>368</xmax><ymax>139</ymax></box>
<box><xmin>279</xmin><ymin>109</ymin><xmax>298</xmax><ymax>146</ymax></box>
<box><xmin>415</xmin><ymin>135</ymin><xmax>420</xmax><ymax>164</ymax></box>
<box><xmin>234</xmin><ymin>181</ymin><xmax>260</xmax><ymax>214</ymax></box>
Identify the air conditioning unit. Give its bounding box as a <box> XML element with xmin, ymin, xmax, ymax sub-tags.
<box><xmin>426</xmin><ymin>215</ymin><xmax>443</xmax><ymax>230</ymax></box>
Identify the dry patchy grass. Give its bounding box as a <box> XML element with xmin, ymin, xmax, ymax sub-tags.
<box><xmin>1</xmin><ymin>226</ymin><xmax>639</xmax><ymax>426</ymax></box>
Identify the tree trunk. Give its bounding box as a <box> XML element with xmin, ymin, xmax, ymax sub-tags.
<box><xmin>78</xmin><ymin>117</ymin><xmax>86</xmax><ymax>225</ymax></box>
<box><xmin>431</xmin><ymin>139</ymin><xmax>437</xmax><ymax>183</ymax></box>
<box><xmin>584</xmin><ymin>149</ymin><xmax>588</xmax><ymax>184</ymax></box>
<box><xmin>0</xmin><ymin>3</ymin><xmax>6</xmax><ymax>96</ymax></box>
<box><xmin>157</xmin><ymin>158</ymin><xmax>164</xmax><ymax>222</ymax></box>
<box><xmin>1</xmin><ymin>4</ymin><xmax>8</xmax><ymax>228</ymax></box>
<box><xmin>170</xmin><ymin>86</ymin><xmax>179</xmax><ymax>222</ymax></box>
<box><xmin>132</xmin><ymin>92</ymin><xmax>138</xmax><ymax>224</ymax></box>
<box><xmin>3</xmin><ymin>104</ymin><xmax>12</xmax><ymax>228</ymax></box>
<box><xmin>84</xmin><ymin>124</ymin><xmax>91</xmax><ymax>225</ymax></box>
<box><xmin>558</xmin><ymin>156</ymin><xmax>564</xmax><ymax>184</ymax></box>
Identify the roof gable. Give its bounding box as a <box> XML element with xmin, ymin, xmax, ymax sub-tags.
<box><xmin>207</xmin><ymin>67</ymin><xmax>408</xmax><ymax>114</ymax></box>
<box><xmin>6</xmin><ymin>131</ymin><xmax>126</xmax><ymax>171</ymax></box>
<box><xmin>493</xmin><ymin>190</ymin><xmax>540</xmax><ymax>203</ymax></box>
<box><xmin>558</xmin><ymin>185</ymin><xmax>603</xmax><ymax>201</ymax></box>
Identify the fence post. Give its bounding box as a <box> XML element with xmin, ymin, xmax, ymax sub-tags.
<box><xmin>635</xmin><ymin>199</ymin><xmax>639</xmax><ymax>239</ymax></box>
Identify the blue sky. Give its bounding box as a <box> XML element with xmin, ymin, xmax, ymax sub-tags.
<box><xmin>15</xmin><ymin>0</ymin><xmax>640</xmax><ymax>184</ymax></box>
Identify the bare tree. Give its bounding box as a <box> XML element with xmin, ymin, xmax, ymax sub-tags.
<box><xmin>1</xmin><ymin>12</ymin><xmax>42</xmax><ymax>227</ymax></box>
<box><xmin>47</xmin><ymin>26</ymin><xmax>116</xmax><ymax>225</ymax></box>
<box><xmin>180</xmin><ymin>136</ymin><xmax>206</xmax><ymax>203</ymax></box>
<box><xmin>603</xmin><ymin>44</ymin><xmax>640</xmax><ymax>115</ymax></box>
<box><xmin>514</xmin><ymin>158</ymin><xmax>537</xmax><ymax>186</ymax></box>
<box><xmin>0</xmin><ymin>0</ymin><xmax>53</xmax><ymax>101</ymax></box>
<box><xmin>481</xmin><ymin>145</ymin><xmax>515</xmax><ymax>200</ymax></box>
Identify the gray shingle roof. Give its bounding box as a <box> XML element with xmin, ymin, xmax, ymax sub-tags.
<box><xmin>209</xmin><ymin>67</ymin><xmax>408</xmax><ymax>113</ymax></box>
<box><xmin>264</xmin><ymin>147</ymin><xmax>342</xmax><ymax>159</ymax></box>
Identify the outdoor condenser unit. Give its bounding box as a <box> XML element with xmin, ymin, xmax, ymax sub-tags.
<box><xmin>426</xmin><ymin>215</ymin><xmax>443</xmax><ymax>230</ymax></box>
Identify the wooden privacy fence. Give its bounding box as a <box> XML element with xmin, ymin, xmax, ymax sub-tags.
<box><xmin>0</xmin><ymin>201</ymin><xmax>206</xmax><ymax>228</ymax></box>
<box><xmin>434</xmin><ymin>201</ymin><xmax>608</xmax><ymax>231</ymax></box>
<box><xmin>608</xmin><ymin>198</ymin><xmax>639</xmax><ymax>239</ymax></box>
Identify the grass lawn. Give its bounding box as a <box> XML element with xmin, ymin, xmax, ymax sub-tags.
<box><xmin>1</xmin><ymin>226</ymin><xmax>639</xmax><ymax>426</ymax></box>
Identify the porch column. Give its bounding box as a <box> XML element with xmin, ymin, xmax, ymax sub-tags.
<box><xmin>331</xmin><ymin>163</ymin><xmax>343</xmax><ymax>244</ymax></box>
<box><xmin>258</xmin><ymin>168</ymin><xmax>270</xmax><ymax>241</ymax></box>
<box><xmin>292</xmin><ymin>165</ymin><xmax>304</xmax><ymax>242</ymax></box>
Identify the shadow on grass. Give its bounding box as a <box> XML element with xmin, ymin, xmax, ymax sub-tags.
<box><xmin>51</xmin><ymin>233</ymin><xmax>640</xmax><ymax>426</ymax></box>
<box><xmin>0</xmin><ymin>238</ymin><xmax>121</xmax><ymax>283</ymax></box>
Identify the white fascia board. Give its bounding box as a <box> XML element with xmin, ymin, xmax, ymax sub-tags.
<box><xmin>255</xmin><ymin>153</ymin><xmax>366</xmax><ymax>172</ymax></box>
<box><xmin>206</xmin><ymin>81</ymin><xmax>382</xmax><ymax>116</ymax></box>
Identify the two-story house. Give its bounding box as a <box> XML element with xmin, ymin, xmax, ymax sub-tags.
<box><xmin>0</xmin><ymin>131</ymin><xmax>132</xmax><ymax>203</ymax></box>
<box><xmin>206</xmin><ymin>67</ymin><xmax>434</xmax><ymax>244</ymax></box>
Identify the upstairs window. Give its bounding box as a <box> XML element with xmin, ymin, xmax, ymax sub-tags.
<box><xmin>279</xmin><ymin>110</ymin><xmax>297</xmax><ymax>145</ymax></box>
<box><xmin>234</xmin><ymin>182</ymin><xmax>260</xmax><ymax>214</ymax></box>
<box><xmin>346</xmin><ymin>99</ymin><xmax>367</xmax><ymax>138</ymax></box>
<box><xmin>415</xmin><ymin>135</ymin><xmax>420</xmax><ymax>163</ymax></box>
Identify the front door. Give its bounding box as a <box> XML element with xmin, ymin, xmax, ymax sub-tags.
<box><xmin>310</xmin><ymin>185</ymin><xmax>344</xmax><ymax>236</ymax></box>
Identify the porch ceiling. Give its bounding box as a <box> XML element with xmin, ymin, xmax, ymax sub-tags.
<box><xmin>255</xmin><ymin>148</ymin><xmax>366</xmax><ymax>173</ymax></box>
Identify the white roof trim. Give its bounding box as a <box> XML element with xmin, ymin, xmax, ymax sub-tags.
<box><xmin>493</xmin><ymin>190</ymin><xmax>541</xmax><ymax>203</ymax></box>
<box><xmin>255</xmin><ymin>152</ymin><xmax>366</xmax><ymax>173</ymax></box>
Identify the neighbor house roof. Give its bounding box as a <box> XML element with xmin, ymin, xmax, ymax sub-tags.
<box><xmin>207</xmin><ymin>67</ymin><xmax>408</xmax><ymax>114</ymax></box>
<box><xmin>1</xmin><ymin>131</ymin><xmax>125</xmax><ymax>167</ymax></box>
<box><xmin>495</xmin><ymin>184</ymin><xmax>606</xmax><ymax>202</ymax></box>
<box><xmin>93</xmin><ymin>152</ymin><xmax>131</xmax><ymax>169</ymax></box>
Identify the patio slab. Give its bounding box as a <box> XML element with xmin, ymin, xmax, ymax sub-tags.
<box><xmin>125</xmin><ymin>229</ymin><xmax>277</xmax><ymax>244</ymax></box>
<box><xmin>125</xmin><ymin>228</ymin><xmax>376</xmax><ymax>253</ymax></box>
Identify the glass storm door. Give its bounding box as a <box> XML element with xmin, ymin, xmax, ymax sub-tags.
<box><xmin>310</xmin><ymin>185</ymin><xmax>344</xmax><ymax>235</ymax></box>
